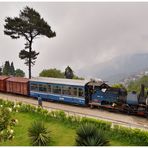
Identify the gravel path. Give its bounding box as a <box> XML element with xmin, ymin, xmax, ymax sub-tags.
<box><xmin>0</xmin><ymin>92</ymin><xmax>147</xmax><ymax>129</ymax></box>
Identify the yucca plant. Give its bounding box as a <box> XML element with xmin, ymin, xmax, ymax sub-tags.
<box><xmin>76</xmin><ymin>122</ymin><xmax>109</xmax><ymax>146</ymax></box>
<box><xmin>28</xmin><ymin>121</ymin><xmax>51</xmax><ymax>146</ymax></box>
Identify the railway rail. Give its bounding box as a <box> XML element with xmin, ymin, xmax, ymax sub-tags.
<box><xmin>0</xmin><ymin>92</ymin><xmax>147</xmax><ymax>130</ymax></box>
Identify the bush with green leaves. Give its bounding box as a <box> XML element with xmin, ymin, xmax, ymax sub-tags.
<box><xmin>0</xmin><ymin>106</ymin><xmax>18</xmax><ymax>142</ymax></box>
<box><xmin>81</xmin><ymin>117</ymin><xmax>111</xmax><ymax>131</ymax></box>
<box><xmin>75</xmin><ymin>122</ymin><xmax>109</xmax><ymax>146</ymax></box>
<box><xmin>110</xmin><ymin>125</ymin><xmax>148</xmax><ymax>146</ymax></box>
<box><xmin>28</xmin><ymin>121</ymin><xmax>51</xmax><ymax>146</ymax></box>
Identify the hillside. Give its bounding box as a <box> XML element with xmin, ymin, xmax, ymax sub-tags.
<box><xmin>127</xmin><ymin>75</ymin><xmax>148</xmax><ymax>92</ymax></box>
<box><xmin>79</xmin><ymin>53</ymin><xmax>148</xmax><ymax>83</ymax></box>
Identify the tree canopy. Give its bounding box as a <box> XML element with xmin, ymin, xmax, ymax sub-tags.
<box><xmin>39</xmin><ymin>67</ymin><xmax>84</xmax><ymax>80</ymax></box>
<box><xmin>39</xmin><ymin>68</ymin><xmax>65</xmax><ymax>78</ymax></box>
<box><xmin>64</xmin><ymin>66</ymin><xmax>74</xmax><ymax>79</ymax></box>
<box><xmin>127</xmin><ymin>75</ymin><xmax>148</xmax><ymax>92</ymax></box>
<box><xmin>1</xmin><ymin>61</ymin><xmax>25</xmax><ymax>77</ymax></box>
<box><xmin>15</xmin><ymin>69</ymin><xmax>25</xmax><ymax>77</ymax></box>
<box><xmin>4</xmin><ymin>6</ymin><xmax>56</xmax><ymax>78</ymax></box>
<box><xmin>112</xmin><ymin>83</ymin><xmax>126</xmax><ymax>90</ymax></box>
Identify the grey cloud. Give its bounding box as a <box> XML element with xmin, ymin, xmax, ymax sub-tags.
<box><xmin>0</xmin><ymin>2</ymin><xmax>148</xmax><ymax>77</ymax></box>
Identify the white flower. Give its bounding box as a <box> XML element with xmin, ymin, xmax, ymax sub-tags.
<box><xmin>0</xmin><ymin>105</ymin><xmax>3</xmax><ymax>107</ymax></box>
<box><xmin>15</xmin><ymin>119</ymin><xmax>18</xmax><ymax>124</ymax></box>
<box><xmin>10</xmin><ymin>129</ymin><xmax>14</xmax><ymax>134</ymax></box>
<box><xmin>7</xmin><ymin>107</ymin><xmax>12</xmax><ymax>112</ymax></box>
<box><xmin>16</xmin><ymin>105</ymin><xmax>20</xmax><ymax>108</ymax></box>
<box><xmin>0</xmin><ymin>130</ymin><xmax>4</xmax><ymax>134</ymax></box>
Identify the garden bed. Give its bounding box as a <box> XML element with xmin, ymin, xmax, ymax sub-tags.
<box><xmin>0</xmin><ymin>99</ymin><xmax>148</xmax><ymax>146</ymax></box>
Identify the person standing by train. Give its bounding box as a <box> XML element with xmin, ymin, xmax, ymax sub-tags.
<box><xmin>38</xmin><ymin>96</ymin><xmax>42</xmax><ymax>107</ymax></box>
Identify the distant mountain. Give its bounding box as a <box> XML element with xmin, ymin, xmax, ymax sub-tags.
<box><xmin>79</xmin><ymin>53</ymin><xmax>148</xmax><ymax>83</ymax></box>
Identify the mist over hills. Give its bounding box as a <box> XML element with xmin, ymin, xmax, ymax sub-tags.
<box><xmin>79</xmin><ymin>53</ymin><xmax>148</xmax><ymax>83</ymax></box>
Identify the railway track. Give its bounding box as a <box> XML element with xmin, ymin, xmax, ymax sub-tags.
<box><xmin>0</xmin><ymin>92</ymin><xmax>147</xmax><ymax>130</ymax></box>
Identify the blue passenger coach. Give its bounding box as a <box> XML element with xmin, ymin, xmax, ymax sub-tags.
<box><xmin>29</xmin><ymin>77</ymin><xmax>89</xmax><ymax>105</ymax></box>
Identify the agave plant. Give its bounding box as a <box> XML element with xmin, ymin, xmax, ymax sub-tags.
<box><xmin>76</xmin><ymin>122</ymin><xmax>109</xmax><ymax>146</ymax></box>
<box><xmin>28</xmin><ymin>121</ymin><xmax>51</xmax><ymax>146</ymax></box>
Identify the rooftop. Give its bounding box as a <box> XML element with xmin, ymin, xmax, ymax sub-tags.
<box><xmin>30</xmin><ymin>77</ymin><xmax>91</xmax><ymax>86</ymax></box>
<box><xmin>0</xmin><ymin>76</ymin><xmax>10</xmax><ymax>80</ymax></box>
<box><xmin>7</xmin><ymin>77</ymin><xmax>29</xmax><ymax>83</ymax></box>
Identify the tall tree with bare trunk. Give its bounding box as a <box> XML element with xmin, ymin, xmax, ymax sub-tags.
<box><xmin>4</xmin><ymin>6</ymin><xmax>56</xmax><ymax>78</ymax></box>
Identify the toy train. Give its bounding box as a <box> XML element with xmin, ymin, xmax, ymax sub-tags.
<box><xmin>0</xmin><ymin>76</ymin><xmax>148</xmax><ymax>117</ymax></box>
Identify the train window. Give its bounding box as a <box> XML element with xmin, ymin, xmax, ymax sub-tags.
<box><xmin>53</xmin><ymin>85</ymin><xmax>61</xmax><ymax>94</ymax></box>
<box><xmin>68</xmin><ymin>87</ymin><xmax>72</xmax><ymax>95</ymax></box>
<box><xmin>39</xmin><ymin>84</ymin><xmax>47</xmax><ymax>92</ymax></box>
<box><xmin>70</xmin><ymin>87</ymin><xmax>78</xmax><ymax>97</ymax></box>
<box><xmin>62</xmin><ymin>86</ymin><xmax>69</xmax><ymax>96</ymax></box>
<box><xmin>78</xmin><ymin>88</ymin><xmax>84</xmax><ymax>97</ymax></box>
<box><xmin>31</xmin><ymin>84</ymin><xmax>38</xmax><ymax>91</ymax></box>
<box><xmin>47</xmin><ymin>84</ymin><xmax>51</xmax><ymax>93</ymax></box>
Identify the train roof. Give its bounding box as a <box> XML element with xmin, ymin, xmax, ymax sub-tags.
<box><xmin>7</xmin><ymin>77</ymin><xmax>29</xmax><ymax>83</ymax></box>
<box><xmin>0</xmin><ymin>76</ymin><xmax>9</xmax><ymax>80</ymax></box>
<box><xmin>30</xmin><ymin>77</ymin><xmax>91</xmax><ymax>86</ymax></box>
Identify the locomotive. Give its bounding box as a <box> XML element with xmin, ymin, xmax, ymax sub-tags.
<box><xmin>0</xmin><ymin>76</ymin><xmax>147</xmax><ymax>117</ymax></box>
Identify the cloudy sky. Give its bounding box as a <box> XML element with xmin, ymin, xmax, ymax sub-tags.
<box><xmin>1</xmin><ymin>2</ymin><xmax>148</xmax><ymax>78</ymax></box>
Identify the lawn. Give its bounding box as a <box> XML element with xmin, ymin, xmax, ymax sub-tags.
<box><xmin>0</xmin><ymin>112</ymin><xmax>76</xmax><ymax>146</ymax></box>
<box><xmin>0</xmin><ymin>111</ymin><xmax>132</xmax><ymax>146</ymax></box>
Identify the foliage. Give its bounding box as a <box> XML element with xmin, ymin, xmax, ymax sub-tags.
<box><xmin>2</xmin><ymin>61</ymin><xmax>11</xmax><ymax>76</ymax></box>
<box><xmin>110</xmin><ymin>125</ymin><xmax>148</xmax><ymax>146</ymax></box>
<box><xmin>0</xmin><ymin>105</ymin><xmax>18</xmax><ymax>142</ymax></box>
<box><xmin>15</xmin><ymin>69</ymin><xmax>25</xmax><ymax>77</ymax></box>
<box><xmin>39</xmin><ymin>68</ymin><xmax>65</xmax><ymax>78</ymax></box>
<box><xmin>73</xmin><ymin>75</ymin><xmax>84</xmax><ymax>80</ymax></box>
<box><xmin>0</xmin><ymin>67</ymin><xmax>2</xmax><ymax>75</ymax></box>
<box><xmin>65</xmin><ymin>66</ymin><xmax>74</xmax><ymax>79</ymax></box>
<box><xmin>4</xmin><ymin>6</ymin><xmax>56</xmax><ymax>78</ymax></box>
<box><xmin>2</xmin><ymin>61</ymin><xmax>24</xmax><ymax>77</ymax></box>
<box><xmin>127</xmin><ymin>75</ymin><xmax>148</xmax><ymax>93</ymax></box>
<box><xmin>0</xmin><ymin>99</ymin><xmax>148</xmax><ymax>146</ymax></box>
<box><xmin>19</xmin><ymin>49</ymin><xmax>39</xmax><ymax>66</ymax></box>
<box><xmin>10</xmin><ymin>62</ymin><xmax>15</xmax><ymax>76</ymax></box>
<box><xmin>112</xmin><ymin>83</ymin><xmax>126</xmax><ymax>90</ymax></box>
<box><xmin>81</xmin><ymin>117</ymin><xmax>111</xmax><ymax>131</ymax></box>
<box><xmin>28</xmin><ymin>121</ymin><xmax>51</xmax><ymax>146</ymax></box>
<box><xmin>75</xmin><ymin>122</ymin><xmax>109</xmax><ymax>146</ymax></box>
<box><xmin>39</xmin><ymin>67</ymin><xmax>84</xmax><ymax>80</ymax></box>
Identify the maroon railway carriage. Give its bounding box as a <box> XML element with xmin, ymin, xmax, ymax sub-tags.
<box><xmin>0</xmin><ymin>76</ymin><xmax>10</xmax><ymax>92</ymax></box>
<box><xmin>6</xmin><ymin>77</ymin><xmax>29</xmax><ymax>95</ymax></box>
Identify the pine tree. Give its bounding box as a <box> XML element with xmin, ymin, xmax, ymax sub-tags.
<box><xmin>4</xmin><ymin>6</ymin><xmax>56</xmax><ymax>78</ymax></box>
<box><xmin>0</xmin><ymin>67</ymin><xmax>2</xmax><ymax>75</ymax></box>
<box><xmin>10</xmin><ymin>62</ymin><xmax>15</xmax><ymax>76</ymax></box>
<box><xmin>65</xmin><ymin>66</ymin><xmax>74</xmax><ymax>79</ymax></box>
<box><xmin>3</xmin><ymin>61</ymin><xmax>11</xmax><ymax>76</ymax></box>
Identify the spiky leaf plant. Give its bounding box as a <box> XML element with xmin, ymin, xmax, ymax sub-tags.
<box><xmin>28</xmin><ymin>121</ymin><xmax>51</xmax><ymax>146</ymax></box>
<box><xmin>76</xmin><ymin>122</ymin><xmax>109</xmax><ymax>146</ymax></box>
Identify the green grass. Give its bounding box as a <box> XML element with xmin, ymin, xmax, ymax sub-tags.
<box><xmin>0</xmin><ymin>112</ymin><xmax>76</xmax><ymax>146</ymax></box>
<box><xmin>0</xmin><ymin>112</ymin><xmax>140</xmax><ymax>146</ymax></box>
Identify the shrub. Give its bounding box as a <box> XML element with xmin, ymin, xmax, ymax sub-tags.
<box><xmin>110</xmin><ymin>125</ymin><xmax>148</xmax><ymax>145</ymax></box>
<box><xmin>28</xmin><ymin>121</ymin><xmax>51</xmax><ymax>146</ymax></box>
<box><xmin>81</xmin><ymin>117</ymin><xmax>111</xmax><ymax>131</ymax></box>
<box><xmin>0</xmin><ymin>105</ymin><xmax>17</xmax><ymax>142</ymax></box>
<box><xmin>75</xmin><ymin>122</ymin><xmax>109</xmax><ymax>146</ymax></box>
